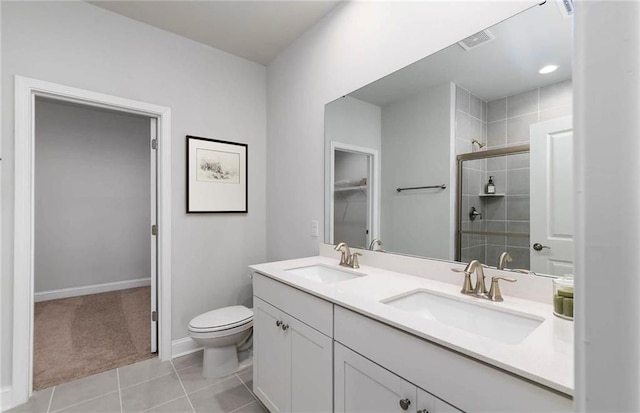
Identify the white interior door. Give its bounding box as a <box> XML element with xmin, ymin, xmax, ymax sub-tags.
<box><xmin>530</xmin><ymin>116</ymin><xmax>574</xmax><ymax>276</ymax></box>
<box><xmin>150</xmin><ymin>118</ymin><xmax>158</xmax><ymax>353</ymax></box>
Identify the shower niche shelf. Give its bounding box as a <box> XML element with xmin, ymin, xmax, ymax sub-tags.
<box><xmin>478</xmin><ymin>193</ymin><xmax>505</xmax><ymax>197</ymax></box>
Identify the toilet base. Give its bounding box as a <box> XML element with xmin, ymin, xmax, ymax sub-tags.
<box><xmin>202</xmin><ymin>345</ymin><xmax>238</xmax><ymax>379</ymax></box>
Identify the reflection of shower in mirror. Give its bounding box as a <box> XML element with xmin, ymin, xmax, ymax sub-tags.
<box><xmin>471</xmin><ymin>139</ymin><xmax>486</xmax><ymax>149</ymax></box>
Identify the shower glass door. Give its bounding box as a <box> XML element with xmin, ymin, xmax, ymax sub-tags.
<box><xmin>457</xmin><ymin>145</ymin><xmax>531</xmax><ymax>270</ymax></box>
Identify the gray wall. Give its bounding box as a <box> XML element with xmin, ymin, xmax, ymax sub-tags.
<box><xmin>34</xmin><ymin>99</ymin><xmax>150</xmax><ymax>293</ymax></box>
<box><xmin>2</xmin><ymin>1</ymin><xmax>266</xmax><ymax>387</ymax></box>
<box><xmin>380</xmin><ymin>83</ymin><xmax>452</xmax><ymax>259</ymax></box>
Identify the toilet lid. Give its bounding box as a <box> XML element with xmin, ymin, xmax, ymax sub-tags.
<box><xmin>189</xmin><ymin>305</ymin><xmax>253</xmax><ymax>332</ymax></box>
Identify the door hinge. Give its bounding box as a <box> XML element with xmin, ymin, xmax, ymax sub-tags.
<box><xmin>152</xmin><ymin>225</ymin><xmax>158</xmax><ymax>236</ymax></box>
<box><xmin>151</xmin><ymin>311</ymin><xmax>157</xmax><ymax>322</ymax></box>
<box><xmin>151</xmin><ymin>139</ymin><xmax>158</xmax><ymax>150</ymax></box>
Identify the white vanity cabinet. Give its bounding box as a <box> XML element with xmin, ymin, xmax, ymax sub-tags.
<box><xmin>253</xmin><ymin>273</ymin><xmax>333</xmax><ymax>413</ymax></box>
<box><xmin>334</xmin><ymin>306</ymin><xmax>573</xmax><ymax>412</ymax></box>
<box><xmin>251</xmin><ymin>266</ymin><xmax>572</xmax><ymax>413</ymax></box>
<box><xmin>335</xmin><ymin>342</ymin><xmax>462</xmax><ymax>413</ymax></box>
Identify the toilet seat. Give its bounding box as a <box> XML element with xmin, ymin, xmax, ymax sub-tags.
<box><xmin>188</xmin><ymin>305</ymin><xmax>253</xmax><ymax>333</ymax></box>
<box><xmin>188</xmin><ymin>321</ymin><xmax>253</xmax><ymax>340</ymax></box>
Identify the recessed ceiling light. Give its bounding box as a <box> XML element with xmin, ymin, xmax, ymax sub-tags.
<box><xmin>539</xmin><ymin>65</ymin><xmax>559</xmax><ymax>74</ymax></box>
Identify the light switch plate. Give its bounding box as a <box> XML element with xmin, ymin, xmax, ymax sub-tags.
<box><xmin>311</xmin><ymin>220</ymin><xmax>319</xmax><ymax>237</ymax></box>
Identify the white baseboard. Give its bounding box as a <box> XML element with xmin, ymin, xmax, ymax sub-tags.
<box><xmin>34</xmin><ymin>278</ymin><xmax>151</xmax><ymax>302</ymax></box>
<box><xmin>171</xmin><ymin>337</ymin><xmax>203</xmax><ymax>359</ymax></box>
<box><xmin>1</xmin><ymin>386</ymin><xmax>13</xmax><ymax>412</ymax></box>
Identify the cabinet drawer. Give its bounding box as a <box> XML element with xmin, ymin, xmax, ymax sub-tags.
<box><xmin>253</xmin><ymin>272</ymin><xmax>333</xmax><ymax>337</ymax></box>
<box><xmin>334</xmin><ymin>306</ymin><xmax>572</xmax><ymax>413</ymax></box>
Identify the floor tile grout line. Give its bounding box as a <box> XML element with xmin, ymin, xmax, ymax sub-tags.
<box><xmin>119</xmin><ymin>370</ymin><xmax>174</xmax><ymax>391</ymax></box>
<box><xmin>228</xmin><ymin>400</ymin><xmax>258</xmax><ymax>413</ymax></box>
<box><xmin>116</xmin><ymin>368</ymin><xmax>123</xmax><ymax>413</ymax></box>
<box><xmin>138</xmin><ymin>394</ymin><xmax>189</xmax><ymax>413</ymax></box>
<box><xmin>46</xmin><ymin>386</ymin><xmax>56</xmax><ymax>413</ymax></box>
<box><xmin>174</xmin><ymin>360</ymin><xmax>203</xmax><ymax>373</ymax></box>
<box><xmin>235</xmin><ymin>373</ymin><xmax>257</xmax><ymax>402</ymax></box>
<box><xmin>170</xmin><ymin>360</ymin><xmax>196</xmax><ymax>413</ymax></box>
<box><xmin>49</xmin><ymin>389</ymin><xmax>120</xmax><ymax>413</ymax></box>
<box><xmin>182</xmin><ymin>374</ymin><xmax>238</xmax><ymax>398</ymax></box>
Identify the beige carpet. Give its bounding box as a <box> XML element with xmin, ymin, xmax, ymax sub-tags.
<box><xmin>34</xmin><ymin>287</ymin><xmax>154</xmax><ymax>390</ymax></box>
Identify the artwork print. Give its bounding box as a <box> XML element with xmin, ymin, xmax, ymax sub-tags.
<box><xmin>196</xmin><ymin>149</ymin><xmax>240</xmax><ymax>184</ymax></box>
<box><xmin>186</xmin><ymin>135</ymin><xmax>248</xmax><ymax>213</ymax></box>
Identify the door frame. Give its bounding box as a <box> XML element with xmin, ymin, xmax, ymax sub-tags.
<box><xmin>12</xmin><ymin>76</ymin><xmax>173</xmax><ymax>405</ymax></box>
<box><xmin>328</xmin><ymin>141</ymin><xmax>380</xmax><ymax>246</ymax></box>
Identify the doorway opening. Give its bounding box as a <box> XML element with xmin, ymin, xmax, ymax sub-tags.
<box><xmin>32</xmin><ymin>98</ymin><xmax>158</xmax><ymax>390</ymax></box>
<box><xmin>328</xmin><ymin>142</ymin><xmax>379</xmax><ymax>249</ymax></box>
<box><xmin>13</xmin><ymin>76</ymin><xmax>172</xmax><ymax>406</ymax></box>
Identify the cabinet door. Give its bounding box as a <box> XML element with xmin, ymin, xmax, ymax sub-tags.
<box><xmin>254</xmin><ymin>298</ymin><xmax>291</xmax><ymax>412</ymax></box>
<box><xmin>335</xmin><ymin>343</ymin><xmax>416</xmax><ymax>413</ymax></box>
<box><xmin>290</xmin><ymin>317</ymin><xmax>333</xmax><ymax>412</ymax></box>
<box><xmin>417</xmin><ymin>388</ymin><xmax>463</xmax><ymax>413</ymax></box>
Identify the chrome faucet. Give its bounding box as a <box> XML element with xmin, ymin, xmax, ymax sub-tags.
<box><xmin>497</xmin><ymin>252</ymin><xmax>512</xmax><ymax>270</ymax></box>
<box><xmin>334</xmin><ymin>242</ymin><xmax>362</xmax><ymax>269</ymax></box>
<box><xmin>368</xmin><ymin>239</ymin><xmax>383</xmax><ymax>251</ymax></box>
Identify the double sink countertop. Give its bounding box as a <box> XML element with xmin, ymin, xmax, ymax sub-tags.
<box><xmin>250</xmin><ymin>255</ymin><xmax>574</xmax><ymax>397</ymax></box>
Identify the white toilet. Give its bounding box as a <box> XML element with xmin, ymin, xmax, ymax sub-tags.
<box><xmin>188</xmin><ymin>305</ymin><xmax>253</xmax><ymax>379</ymax></box>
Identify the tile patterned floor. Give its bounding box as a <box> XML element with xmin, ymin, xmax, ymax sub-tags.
<box><xmin>9</xmin><ymin>351</ymin><xmax>266</xmax><ymax>413</ymax></box>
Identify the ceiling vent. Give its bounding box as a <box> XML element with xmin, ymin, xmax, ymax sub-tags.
<box><xmin>458</xmin><ymin>29</ymin><xmax>495</xmax><ymax>51</ymax></box>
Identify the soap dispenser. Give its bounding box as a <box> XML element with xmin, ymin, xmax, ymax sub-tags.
<box><xmin>485</xmin><ymin>176</ymin><xmax>496</xmax><ymax>194</ymax></box>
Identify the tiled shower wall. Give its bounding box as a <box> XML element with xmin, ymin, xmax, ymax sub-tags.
<box><xmin>457</xmin><ymin>79</ymin><xmax>572</xmax><ymax>269</ymax></box>
<box><xmin>455</xmin><ymin>85</ymin><xmax>488</xmax><ymax>263</ymax></box>
<box><xmin>484</xmin><ymin>79</ymin><xmax>572</xmax><ymax>269</ymax></box>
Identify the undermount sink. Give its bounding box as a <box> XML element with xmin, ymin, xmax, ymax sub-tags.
<box><xmin>383</xmin><ymin>290</ymin><xmax>543</xmax><ymax>344</ymax></box>
<box><xmin>285</xmin><ymin>264</ymin><xmax>365</xmax><ymax>284</ymax></box>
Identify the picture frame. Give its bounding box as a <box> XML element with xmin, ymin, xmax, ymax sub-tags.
<box><xmin>186</xmin><ymin>135</ymin><xmax>248</xmax><ymax>213</ymax></box>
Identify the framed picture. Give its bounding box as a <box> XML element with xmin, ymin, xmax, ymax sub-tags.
<box><xmin>186</xmin><ymin>135</ymin><xmax>248</xmax><ymax>213</ymax></box>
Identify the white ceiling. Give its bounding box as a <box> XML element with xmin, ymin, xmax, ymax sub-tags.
<box><xmin>89</xmin><ymin>0</ymin><xmax>341</xmax><ymax>65</ymax></box>
<box><xmin>350</xmin><ymin>2</ymin><xmax>572</xmax><ymax>106</ymax></box>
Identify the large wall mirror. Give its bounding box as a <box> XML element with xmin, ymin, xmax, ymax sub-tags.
<box><xmin>324</xmin><ymin>2</ymin><xmax>573</xmax><ymax>277</ymax></box>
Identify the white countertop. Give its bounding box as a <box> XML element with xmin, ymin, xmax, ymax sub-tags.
<box><xmin>250</xmin><ymin>255</ymin><xmax>574</xmax><ymax>396</ymax></box>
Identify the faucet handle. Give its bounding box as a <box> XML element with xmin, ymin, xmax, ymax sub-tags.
<box><xmin>451</xmin><ymin>268</ymin><xmax>473</xmax><ymax>294</ymax></box>
<box><xmin>351</xmin><ymin>252</ymin><xmax>362</xmax><ymax>269</ymax></box>
<box><xmin>510</xmin><ymin>268</ymin><xmax>537</xmax><ymax>275</ymax></box>
<box><xmin>487</xmin><ymin>276</ymin><xmax>517</xmax><ymax>302</ymax></box>
<box><xmin>493</xmin><ymin>276</ymin><xmax>517</xmax><ymax>282</ymax></box>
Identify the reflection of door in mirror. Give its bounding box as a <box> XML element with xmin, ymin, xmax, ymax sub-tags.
<box><xmin>333</xmin><ymin>149</ymin><xmax>372</xmax><ymax>249</ymax></box>
<box><xmin>457</xmin><ymin>79</ymin><xmax>573</xmax><ymax>273</ymax></box>
<box><xmin>530</xmin><ymin>116</ymin><xmax>574</xmax><ymax>276</ymax></box>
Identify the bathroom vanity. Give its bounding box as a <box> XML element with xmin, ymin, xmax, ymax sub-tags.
<box><xmin>250</xmin><ymin>255</ymin><xmax>573</xmax><ymax>413</ymax></box>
